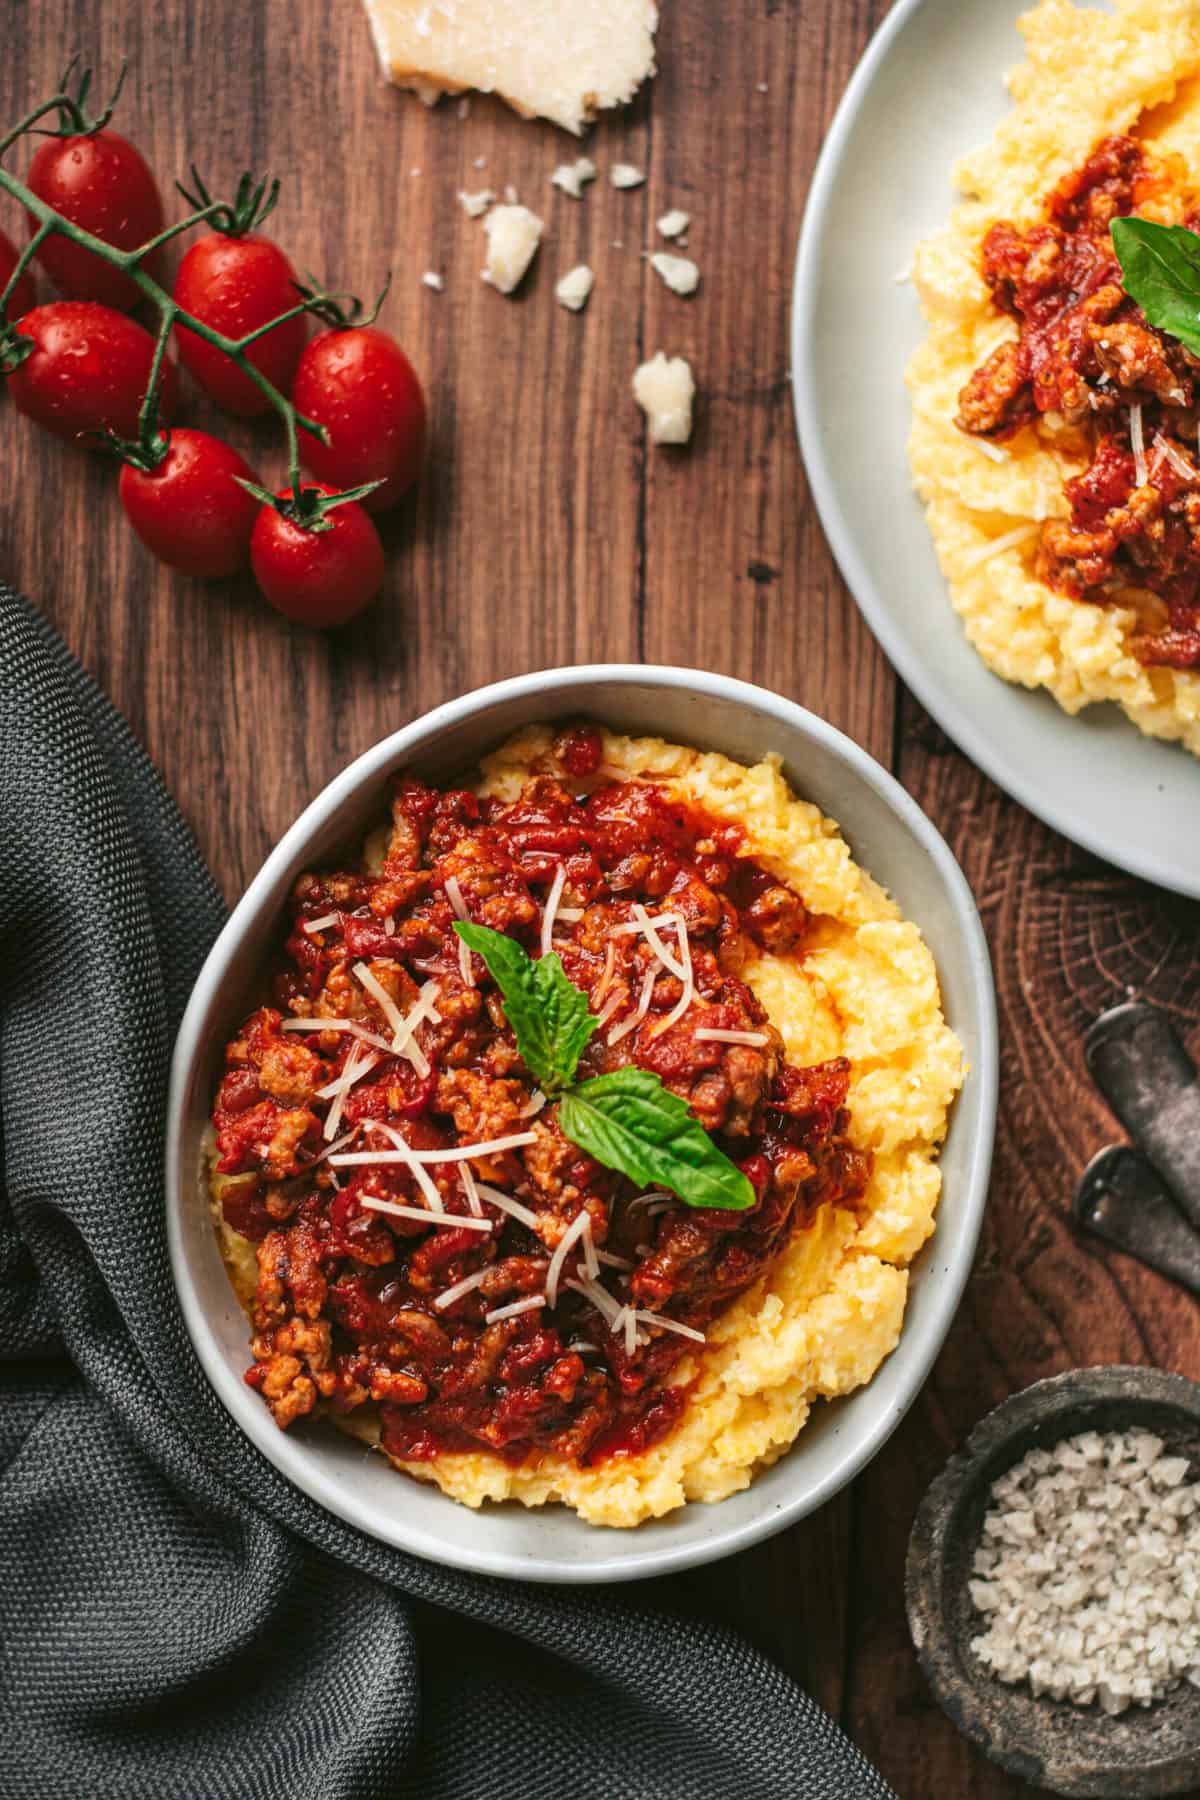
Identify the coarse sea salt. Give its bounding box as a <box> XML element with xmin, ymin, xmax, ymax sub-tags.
<box><xmin>969</xmin><ymin>1427</ymin><xmax>1200</xmax><ymax>1715</ymax></box>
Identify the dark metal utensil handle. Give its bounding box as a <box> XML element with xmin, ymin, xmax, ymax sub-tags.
<box><xmin>1075</xmin><ymin>1146</ymin><xmax>1200</xmax><ymax>1299</ymax></box>
<box><xmin>1084</xmin><ymin>1001</ymin><xmax>1200</xmax><ymax>1233</ymax></box>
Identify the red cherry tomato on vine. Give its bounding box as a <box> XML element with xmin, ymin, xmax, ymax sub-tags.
<box><xmin>26</xmin><ymin>130</ymin><xmax>164</xmax><ymax>311</ymax></box>
<box><xmin>7</xmin><ymin>302</ymin><xmax>177</xmax><ymax>444</ymax></box>
<box><xmin>291</xmin><ymin>326</ymin><xmax>427</xmax><ymax>512</ymax></box>
<box><xmin>0</xmin><ymin>229</ymin><xmax>35</xmax><ymax>320</ymax></box>
<box><xmin>249</xmin><ymin>484</ymin><xmax>385</xmax><ymax>627</ymax></box>
<box><xmin>118</xmin><ymin>429</ymin><xmax>260</xmax><ymax>579</ymax></box>
<box><xmin>173</xmin><ymin>233</ymin><xmax>307</xmax><ymax>417</ymax></box>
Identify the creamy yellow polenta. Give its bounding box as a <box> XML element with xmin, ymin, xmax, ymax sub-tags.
<box><xmin>907</xmin><ymin>0</ymin><xmax>1200</xmax><ymax>755</ymax></box>
<box><xmin>210</xmin><ymin>727</ymin><xmax>962</xmax><ymax>1528</ymax></box>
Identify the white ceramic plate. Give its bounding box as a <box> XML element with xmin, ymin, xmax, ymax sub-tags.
<box><xmin>792</xmin><ymin>0</ymin><xmax>1200</xmax><ymax>899</ymax></box>
<box><xmin>168</xmin><ymin>667</ymin><xmax>997</xmax><ymax>1583</ymax></box>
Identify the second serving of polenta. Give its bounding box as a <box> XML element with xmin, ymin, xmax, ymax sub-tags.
<box><xmin>908</xmin><ymin>0</ymin><xmax>1200</xmax><ymax>756</ymax></box>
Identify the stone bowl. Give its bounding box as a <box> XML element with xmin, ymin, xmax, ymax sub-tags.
<box><xmin>906</xmin><ymin>1367</ymin><xmax>1200</xmax><ymax>1797</ymax></box>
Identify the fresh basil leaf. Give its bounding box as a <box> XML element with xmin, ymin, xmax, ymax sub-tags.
<box><xmin>453</xmin><ymin>921</ymin><xmax>597</xmax><ymax>1094</ymax></box>
<box><xmin>1111</xmin><ymin>217</ymin><xmax>1200</xmax><ymax>358</ymax></box>
<box><xmin>559</xmin><ymin>1068</ymin><xmax>756</xmax><ymax>1212</ymax></box>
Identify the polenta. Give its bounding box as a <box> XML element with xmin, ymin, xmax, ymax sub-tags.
<box><xmin>907</xmin><ymin>0</ymin><xmax>1200</xmax><ymax>754</ymax></box>
<box><xmin>208</xmin><ymin>727</ymin><xmax>962</xmax><ymax>1528</ymax></box>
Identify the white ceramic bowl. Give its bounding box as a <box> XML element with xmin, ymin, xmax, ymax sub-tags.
<box><xmin>167</xmin><ymin>666</ymin><xmax>997</xmax><ymax>1583</ymax></box>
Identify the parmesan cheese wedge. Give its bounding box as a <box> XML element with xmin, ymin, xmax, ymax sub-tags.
<box><xmin>361</xmin><ymin>0</ymin><xmax>659</xmax><ymax>136</ymax></box>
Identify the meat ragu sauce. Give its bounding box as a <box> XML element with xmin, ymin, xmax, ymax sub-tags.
<box><xmin>211</xmin><ymin>725</ymin><xmax>869</xmax><ymax>1471</ymax></box>
<box><xmin>957</xmin><ymin>135</ymin><xmax>1200</xmax><ymax>669</ymax></box>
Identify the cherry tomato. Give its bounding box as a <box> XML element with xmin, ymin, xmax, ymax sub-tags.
<box><xmin>119</xmin><ymin>429</ymin><xmax>260</xmax><ymax>579</ymax></box>
<box><xmin>292</xmin><ymin>326</ymin><xmax>427</xmax><ymax>512</ymax></box>
<box><xmin>7</xmin><ymin>302</ymin><xmax>177</xmax><ymax>444</ymax></box>
<box><xmin>249</xmin><ymin>484</ymin><xmax>385</xmax><ymax>627</ymax></box>
<box><xmin>0</xmin><ymin>229</ymin><xmax>35</xmax><ymax>320</ymax></box>
<box><xmin>26</xmin><ymin>130</ymin><xmax>164</xmax><ymax>311</ymax></box>
<box><xmin>173</xmin><ymin>233</ymin><xmax>307</xmax><ymax>416</ymax></box>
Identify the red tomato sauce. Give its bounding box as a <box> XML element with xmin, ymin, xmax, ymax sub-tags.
<box><xmin>956</xmin><ymin>135</ymin><xmax>1200</xmax><ymax>669</ymax></box>
<box><xmin>210</xmin><ymin>728</ymin><xmax>870</xmax><ymax>1470</ymax></box>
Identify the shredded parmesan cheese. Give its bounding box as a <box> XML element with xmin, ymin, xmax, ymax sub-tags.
<box><xmin>649</xmin><ymin>918</ymin><xmax>693</xmax><ymax>1038</ymax></box>
<box><xmin>352</xmin><ymin>961</ymin><xmax>411</xmax><ymax>1051</ymax></box>
<box><xmin>564</xmin><ymin>1275</ymin><xmax>622</xmax><ymax>1325</ymax></box>
<box><xmin>693</xmin><ymin>1027</ymin><xmax>769</xmax><ymax>1047</ymax></box>
<box><xmin>540</xmin><ymin>864</ymin><xmax>567</xmax><ymax>958</ymax></box>
<box><xmin>361</xmin><ymin>1196</ymin><xmax>493</xmax><ymax>1231</ymax></box>
<box><xmin>595</xmin><ymin>988</ymin><xmax>624</xmax><ymax>1028</ymax></box>
<box><xmin>593</xmin><ymin>940</ymin><xmax>617</xmax><ymax>1007</ymax></box>
<box><xmin>595</xmin><ymin>1249</ymin><xmax>633</xmax><ymax>1270</ymax></box>
<box><xmin>365</xmin><ymin>1120</ymin><xmax>445</xmax><ymax>1211</ymax></box>
<box><xmin>282</xmin><ymin>1017</ymin><xmax>393</xmax><ymax>1053</ymax></box>
<box><xmin>607</xmin><ymin>962</ymin><xmax>658</xmax><ymax>1046</ymax></box>
<box><xmin>476</xmin><ymin>1184</ymin><xmax>541</xmax><ymax>1230</ymax></box>
<box><xmin>958</xmin><ymin>523</ymin><xmax>1040</xmax><ymax>575</ymax></box>
<box><xmin>444</xmin><ymin>879</ymin><xmax>475</xmax><ymax>986</ymax></box>
<box><xmin>627</xmin><ymin>1190</ymin><xmax>672</xmax><ymax>1211</ymax></box>
<box><xmin>485</xmin><ymin>1295</ymin><xmax>547</xmax><ymax>1324</ymax></box>
<box><xmin>1155</xmin><ymin>434</ymin><xmax>1195</xmax><ymax>483</ymax></box>
<box><xmin>545</xmin><ymin>1208</ymin><xmax>591</xmax><ymax>1307</ymax></box>
<box><xmin>434</xmin><ymin>1267</ymin><xmax>493</xmax><ymax>1309</ymax></box>
<box><xmin>626</xmin><ymin>903</ymin><xmax>687</xmax><ymax>978</ymax></box>
<box><xmin>580</xmin><ymin>1214</ymin><xmax>600</xmax><ymax>1281</ymax></box>
<box><xmin>519</xmin><ymin>1090</ymin><xmax>547</xmax><ymax>1119</ymax></box>
<box><xmin>332</xmin><ymin>1131</ymin><xmax>538</xmax><ymax>1168</ymax></box>
<box><xmin>459</xmin><ymin>1162</ymin><xmax>484</xmax><ymax>1217</ymax></box>
<box><xmin>303</xmin><ymin>912</ymin><xmax>340</xmax><ymax>935</ymax></box>
<box><xmin>1131</xmin><ymin>402</ymin><xmax>1147</xmax><ymax>487</ymax></box>
<box><xmin>318</xmin><ymin>1043</ymin><xmax>378</xmax><ymax>1141</ymax></box>
<box><xmin>633</xmin><ymin>1308</ymin><xmax>705</xmax><ymax>1343</ymax></box>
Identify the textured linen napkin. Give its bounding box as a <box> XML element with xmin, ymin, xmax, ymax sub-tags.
<box><xmin>0</xmin><ymin>583</ymin><xmax>896</xmax><ymax>1800</ymax></box>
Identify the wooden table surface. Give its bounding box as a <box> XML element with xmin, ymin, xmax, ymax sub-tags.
<box><xmin>4</xmin><ymin>4</ymin><xmax>1199</xmax><ymax>1794</ymax></box>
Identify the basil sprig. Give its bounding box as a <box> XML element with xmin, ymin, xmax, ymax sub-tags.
<box><xmin>454</xmin><ymin>921</ymin><xmax>597</xmax><ymax>1094</ymax></box>
<box><xmin>453</xmin><ymin>921</ymin><xmax>755</xmax><ymax>1212</ymax></box>
<box><xmin>559</xmin><ymin>1069</ymin><xmax>755</xmax><ymax>1211</ymax></box>
<box><xmin>1111</xmin><ymin>217</ymin><xmax>1200</xmax><ymax>358</ymax></box>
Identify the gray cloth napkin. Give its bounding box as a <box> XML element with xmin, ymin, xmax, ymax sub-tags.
<box><xmin>0</xmin><ymin>583</ymin><xmax>896</xmax><ymax>1800</ymax></box>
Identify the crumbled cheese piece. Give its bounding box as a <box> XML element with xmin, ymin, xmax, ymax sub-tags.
<box><xmin>421</xmin><ymin>271</ymin><xmax>444</xmax><ymax>291</ymax></box>
<box><xmin>656</xmin><ymin>208</ymin><xmax>690</xmax><ymax>239</ymax></box>
<box><xmin>481</xmin><ymin>204</ymin><xmax>544</xmax><ymax>294</ymax></box>
<box><xmin>361</xmin><ymin>0</ymin><xmax>659</xmax><ymax>136</ymax></box>
<box><xmin>458</xmin><ymin>187</ymin><xmax>495</xmax><ymax>218</ymax></box>
<box><xmin>551</xmin><ymin>156</ymin><xmax>597</xmax><ymax>198</ymax></box>
<box><xmin>555</xmin><ymin>264</ymin><xmax>594</xmax><ymax>311</ymax></box>
<box><xmin>649</xmin><ymin>251</ymin><xmax>699</xmax><ymax>296</ymax></box>
<box><xmin>504</xmin><ymin>183</ymin><xmax>520</xmax><ymax>204</ymax></box>
<box><xmin>632</xmin><ymin>352</ymin><xmax>695</xmax><ymax>445</ymax></box>
<box><xmin>970</xmin><ymin>1427</ymin><xmax>1200</xmax><ymax>1714</ymax></box>
<box><xmin>610</xmin><ymin>161</ymin><xmax>646</xmax><ymax>189</ymax></box>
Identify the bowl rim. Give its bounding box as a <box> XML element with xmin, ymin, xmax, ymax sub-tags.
<box><xmin>166</xmin><ymin>662</ymin><xmax>998</xmax><ymax>1582</ymax></box>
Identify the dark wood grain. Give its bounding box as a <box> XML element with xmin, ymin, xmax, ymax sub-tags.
<box><xmin>3</xmin><ymin>5</ymin><xmax>1198</xmax><ymax>1796</ymax></box>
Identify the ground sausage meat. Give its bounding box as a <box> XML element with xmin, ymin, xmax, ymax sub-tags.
<box><xmin>211</xmin><ymin>734</ymin><xmax>870</xmax><ymax>1469</ymax></box>
<box><xmin>956</xmin><ymin>134</ymin><xmax>1200</xmax><ymax>669</ymax></box>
